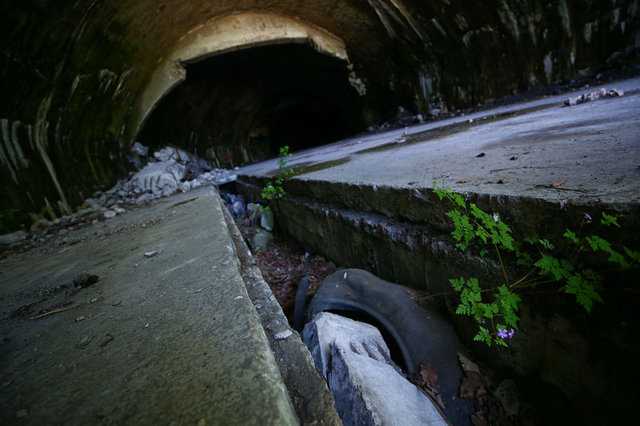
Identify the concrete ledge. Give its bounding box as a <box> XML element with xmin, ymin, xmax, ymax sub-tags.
<box><xmin>0</xmin><ymin>187</ymin><xmax>297</xmax><ymax>425</ymax></box>
<box><xmin>221</xmin><ymin>199</ymin><xmax>341</xmax><ymax>425</ymax></box>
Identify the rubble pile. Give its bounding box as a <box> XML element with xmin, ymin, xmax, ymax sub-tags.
<box><xmin>1</xmin><ymin>143</ymin><xmax>237</xmax><ymax>248</ymax></box>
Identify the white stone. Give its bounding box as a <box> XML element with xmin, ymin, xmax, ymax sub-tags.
<box><xmin>126</xmin><ymin>160</ymin><xmax>185</xmax><ymax>198</ymax></box>
<box><xmin>330</xmin><ymin>343</ymin><xmax>448</xmax><ymax>426</ymax></box>
<box><xmin>131</xmin><ymin>142</ymin><xmax>149</xmax><ymax>157</ymax></box>
<box><xmin>302</xmin><ymin>312</ymin><xmax>395</xmax><ymax>379</ymax></box>
<box><xmin>274</xmin><ymin>329</ymin><xmax>293</xmax><ymax>340</ymax></box>
<box><xmin>302</xmin><ymin>312</ymin><xmax>447</xmax><ymax>426</ymax></box>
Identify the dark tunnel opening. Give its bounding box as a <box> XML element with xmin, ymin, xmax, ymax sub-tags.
<box><xmin>137</xmin><ymin>43</ymin><xmax>367</xmax><ymax>167</ymax></box>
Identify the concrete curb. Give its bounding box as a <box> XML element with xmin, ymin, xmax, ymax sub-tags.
<box><xmin>221</xmin><ymin>202</ymin><xmax>341</xmax><ymax>425</ymax></box>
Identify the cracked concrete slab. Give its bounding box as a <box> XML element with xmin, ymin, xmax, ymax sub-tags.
<box><xmin>239</xmin><ymin>77</ymin><xmax>640</xmax><ymax>206</ymax></box>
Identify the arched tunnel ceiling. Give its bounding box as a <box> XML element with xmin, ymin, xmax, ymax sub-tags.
<box><xmin>137</xmin><ymin>43</ymin><xmax>367</xmax><ymax>166</ymax></box>
<box><xmin>0</xmin><ymin>0</ymin><xmax>638</xmax><ymax>222</ymax></box>
<box><xmin>135</xmin><ymin>12</ymin><xmax>352</xmax><ymax>137</ymax></box>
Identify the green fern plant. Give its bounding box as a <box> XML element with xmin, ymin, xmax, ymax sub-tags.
<box><xmin>261</xmin><ymin>146</ymin><xmax>293</xmax><ymax>211</ymax></box>
<box><xmin>434</xmin><ymin>179</ymin><xmax>639</xmax><ymax>347</ymax></box>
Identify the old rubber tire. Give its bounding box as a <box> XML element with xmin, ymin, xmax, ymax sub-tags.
<box><xmin>307</xmin><ymin>268</ymin><xmax>474</xmax><ymax>426</ymax></box>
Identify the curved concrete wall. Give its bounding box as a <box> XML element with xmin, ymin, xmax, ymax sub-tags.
<box><xmin>0</xmin><ymin>0</ymin><xmax>638</xmax><ymax>225</ymax></box>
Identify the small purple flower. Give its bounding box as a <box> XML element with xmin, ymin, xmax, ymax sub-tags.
<box><xmin>583</xmin><ymin>212</ymin><xmax>592</xmax><ymax>221</ymax></box>
<box><xmin>439</xmin><ymin>173</ymin><xmax>452</xmax><ymax>179</ymax></box>
<box><xmin>497</xmin><ymin>328</ymin><xmax>515</xmax><ymax>339</ymax></box>
<box><xmin>493</xmin><ymin>213</ymin><xmax>499</xmax><ymax>223</ymax></box>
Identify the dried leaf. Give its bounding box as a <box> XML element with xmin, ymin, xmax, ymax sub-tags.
<box><xmin>471</xmin><ymin>413</ymin><xmax>488</xmax><ymax>426</ymax></box>
<box><xmin>493</xmin><ymin>379</ymin><xmax>519</xmax><ymax>417</ymax></box>
<box><xmin>419</xmin><ymin>363</ymin><xmax>439</xmax><ymax>387</ymax></box>
<box><xmin>552</xmin><ymin>179</ymin><xmax>567</xmax><ymax>187</ymax></box>
<box><xmin>460</xmin><ymin>372</ymin><xmax>486</xmax><ymax>398</ymax></box>
<box><xmin>458</xmin><ymin>353</ymin><xmax>481</xmax><ymax>374</ymax></box>
<box><xmin>430</xmin><ymin>390</ymin><xmax>446</xmax><ymax>410</ymax></box>
<box><xmin>456</xmin><ymin>179</ymin><xmax>470</xmax><ymax>184</ymax></box>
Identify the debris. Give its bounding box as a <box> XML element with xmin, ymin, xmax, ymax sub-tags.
<box><xmin>144</xmin><ymin>251</ymin><xmax>158</xmax><ymax>258</ymax></box>
<box><xmin>497</xmin><ymin>179</ymin><xmax>509</xmax><ymax>184</ymax></box>
<box><xmin>420</xmin><ymin>363</ymin><xmax>439</xmax><ymax>387</ymax></box>
<box><xmin>408</xmin><ymin>181</ymin><xmax>418</xmax><ymax>185</ymax></box>
<box><xmin>458</xmin><ymin>353</ymin><xmax>481</xmax><ymax>374</ymax></box>
<box><xmin>564</xmin><ymin>87</ymin><xmax>624</xmax><ymax>106</ymax></box>
<box><xmin>99</xmin><ymin>333</ymin><xmax>115</xmax><ymax>348</ymax></box>
<box><xmin>456</xmin><ymin>179</ymin><xmax>470</xmax><ymax>184</ymax></box>
<box><xmin>31</xmin><ymin>304</ymin><xmax>81</xmax><ymax>319</ymax></box>
<box><xmin>413</xmin><ymin>363</ymin><xmax>447</xmax><ymax>410</ymax></box>
<box><xmin>493</xmin><ymin>379</ymin><xmax>519</xmax><ymax>417</ymax></box>
<box><xmin>131</xmin><ymin>141</ymin><xmax>149</xmax><ymax>157</ymax></box>
<box><xmin>69</xmin><ymin>273</ymin><xmax>99</xmax><ymax>295</ymax></box>
<box><xmin>476</xmin><ymin>152</ymin><xmax>486</xmax><ymax>158</ymax></box>
<box><xmin>74</xmin><ymin>315</ymin><xmax>87</xmax><ymax>322</ymax></box>
<box><xmin>551</xmin><ymin>180</ymin><xmax>567</xmax><ymax>187</ymax></box>
<box><xmin>274</xmin><ymin>329</ymin><xmax>293</xmax><ymax>340</ymax></box>
<box><xmin>77</xmin><ymin>335</ymin><xmax>94</xmax><ymax>348</ymax></box>
<box><xmin>509</xmin><ymin>156</ymin><xmax>518</xmax><ymax>161</ymax></box>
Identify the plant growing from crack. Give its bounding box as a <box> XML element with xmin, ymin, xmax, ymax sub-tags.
<box><xmin>260</xmin><ymin>146</ymin><xmax>294</xmax><ymax>212</ymax></box>
<box><xmin>434</xmin><ymin>176</ymin><xmax>640</xmax><ymax>347</ymax></box>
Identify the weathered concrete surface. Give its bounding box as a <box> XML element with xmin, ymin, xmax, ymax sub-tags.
<box><xmin>0</xmin><ymin>187</ymin><xmax>298</xmax><ymax>425</ymax></box>
<box><xmin>240</xmin><ymin>77</ymin><xmax>640</xmax><ymax>205</ymax></box>
<box><xmin>238</xmin><ymin>78</ymin><xmax>640</xmax><ymax>281</ymax></box>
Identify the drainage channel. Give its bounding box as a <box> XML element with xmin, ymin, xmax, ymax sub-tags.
<box><xmin>221</xmin><ymin>187</ymin><xmax>528</xmax><ymax>425</ymax></box>
<box><xmin>227</xmin><ymin>174</ymin><xmax>640</xmax><ymax>425</ymax></box>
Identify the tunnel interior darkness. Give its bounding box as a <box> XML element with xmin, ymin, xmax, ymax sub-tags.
<box><xmin>137</xmin><ymin>43</ymin><xmax>367</xmax><ymax>166</ymax></box>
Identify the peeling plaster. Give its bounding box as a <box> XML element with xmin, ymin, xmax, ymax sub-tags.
<box><xmin>543</xmin><ymin>53</ymin><xmax>553</xmax><ymax>84</ymax></box>
<box><xmin>367</xmin><ymin>0</ymin><xmax>424</xmax><ymax>40</ymax></box>
<box><xmin>558</xmin><ymin>0</ymin><xmax>572</xmax><ymax>36</ymax></box>
<box><xmin>498</xmin><ymin>1</ymin><xmax>519</xmax><ymax>40</ymax></box>
<box><xmin>34</xmin><ymin>94</ymin><xmax>71</xmax><ymax>216</ymax></box>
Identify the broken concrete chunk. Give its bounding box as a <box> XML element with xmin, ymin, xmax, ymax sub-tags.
<box><xmin>131</xmin><ymin>142</ymin><xmax>149</xmax><ymax>157</ymax></box>
<box><xmin>302</xmin><ymin>312</ymin><xmax>398</xmax><ymax>379</ymax></box>
<box><xmin>260</xmin><ymin>208</ymin><xmax>274</xmax><ymax>231</ymax></box>
<box><xmin>303</xmin><ymin>312</ymin><xmax>447</xmax><ymax>425</ymax></box>
<box><xmin>329</xmin><ymin>343</ymin><xmax>448</xmax><ymax>426</ymax></box>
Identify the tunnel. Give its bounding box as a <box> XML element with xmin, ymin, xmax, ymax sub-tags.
<box><xmin>137</xmin><ymin>43</ymin><xmax>368</xmax><ymax>166</ymax></box>
<box><xmin>1</xmin><ymin>1</ymin><xmax>638</xmax><ymax>226</ymax></box>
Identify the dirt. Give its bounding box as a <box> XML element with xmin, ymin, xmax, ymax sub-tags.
<box><xmin>234</xmin><ymin>217</ymin><xmax>338</xmax><ymax>321</ymax></box>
